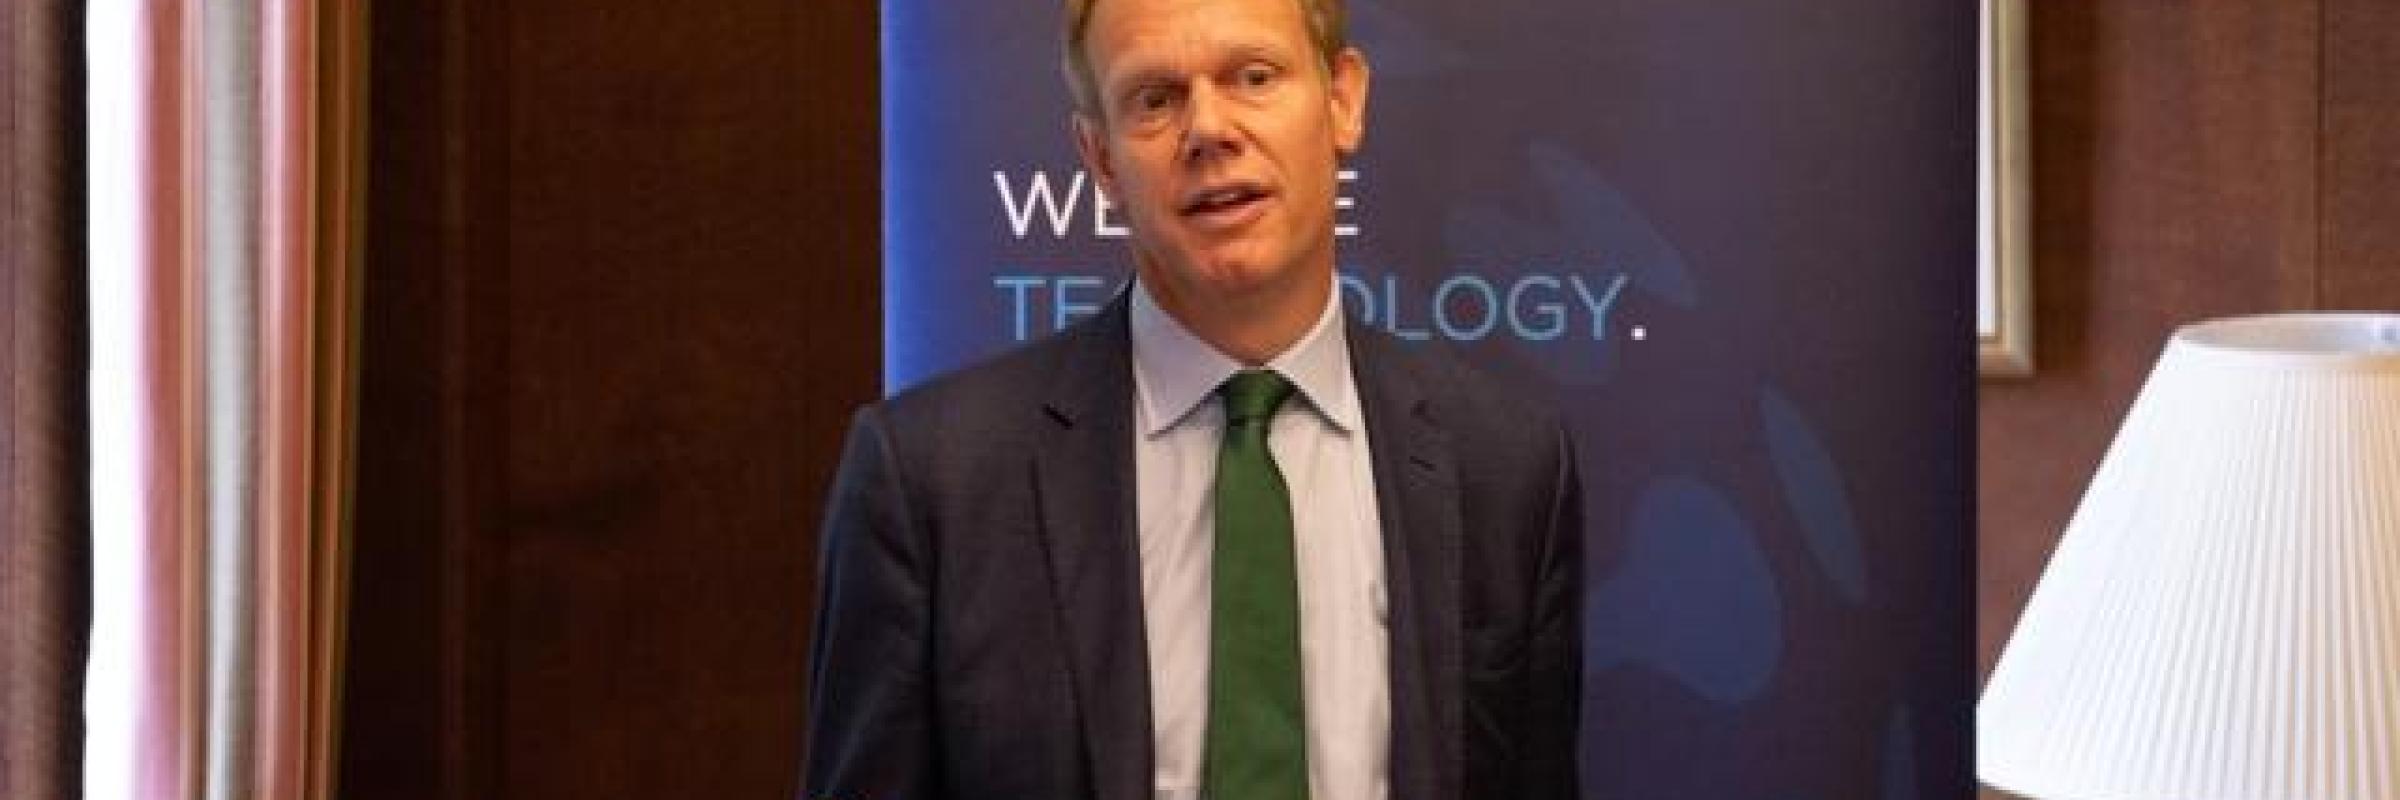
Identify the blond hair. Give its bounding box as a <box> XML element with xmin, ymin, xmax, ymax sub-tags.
<box><xmin>1062</xmin><ymin>0</ymin><xmax>1349</xmax><ymax>116</ymax></box>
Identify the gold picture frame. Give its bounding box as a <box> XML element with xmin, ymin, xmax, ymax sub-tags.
<box><xmin>1979</xmin><ymin>0</ymin><xmax>2033</xmax><ymax>377</ymax></box>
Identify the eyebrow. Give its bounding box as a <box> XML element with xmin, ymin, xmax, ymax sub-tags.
<box><xmin>1102</xmin><ymin>38</ymin><xmax>1302</xmax><ymax>96</ymax></box>
<box><xmin>1217</xmin><ymin>41</ymin><xmax>1295</xmax><ymax>67</ymax></box>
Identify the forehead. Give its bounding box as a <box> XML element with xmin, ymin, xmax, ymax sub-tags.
<box><xmin>1083</xmin><ymin>0</ymin><xmax>1313</xmax><ymax>72</ymax></box>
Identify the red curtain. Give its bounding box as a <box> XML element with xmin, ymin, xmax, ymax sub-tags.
<box><xmin>84</xmin><ymin>1</ymin><xmax>363</xmax><ymax>797</ymax></box>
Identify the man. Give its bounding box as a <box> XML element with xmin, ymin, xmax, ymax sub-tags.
<box><xmin>801</xmin><ymin>0</ymin><xmax>1582</xmax><ymax>797</ymax></box>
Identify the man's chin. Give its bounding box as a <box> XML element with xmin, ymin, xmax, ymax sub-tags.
<box><xmin>1138</xmin><ymin>239</ymin><xmax>1315</xmax><ymax>292</ymax></box>
<box><xmin>1184</xmin><ymin>258</ymin><xmax>1293</xmax><ymax>298</ymax></box>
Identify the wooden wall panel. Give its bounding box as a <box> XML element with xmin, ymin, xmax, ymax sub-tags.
<box><xmin>339</xmin><ymin>2</ymin><xmax>460</xmax><ymax>795</ymax></box>
<box><xmin>339</xmin><ymin>1</ymin><xmax>879</xmax><ymax>797</ymax></box>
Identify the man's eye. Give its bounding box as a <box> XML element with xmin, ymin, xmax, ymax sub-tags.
<box><xmin>1131</xmin><ymin>86</ymin><xmax>1175</xmax><ymax>112</ymax></box>
<box><xmin>1239</xmin><ymin>65</ymin><xmax>1276</xmax><ymax>89</ymax></box>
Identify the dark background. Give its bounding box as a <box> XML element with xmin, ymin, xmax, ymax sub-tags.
<box><xmin>327</xmin><ymin>1</ymin><xmax>2400</xmax><ymax>798</ymax></box>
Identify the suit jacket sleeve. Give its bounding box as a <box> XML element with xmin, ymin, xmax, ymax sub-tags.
<box><xmin>1526</xmin><ymin>422</ymin><xmax>1586</xmax><ymax>799</ymax></box>
<box><xmin>800</xmin><ymin>405</ymin><xmax>936</xmax><ymax>799</ymax></box>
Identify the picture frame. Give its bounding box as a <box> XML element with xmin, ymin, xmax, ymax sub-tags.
<box><xmin>1979</xmin><ymin>0</ymin><xmax>2034</xmax><ymax>377</ymax></box>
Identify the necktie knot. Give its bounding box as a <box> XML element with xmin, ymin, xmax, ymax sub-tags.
<box><xmin>1221</xmin><ymin>370</ymin><xmax>1295</xmax><ymax>427</ymax></box>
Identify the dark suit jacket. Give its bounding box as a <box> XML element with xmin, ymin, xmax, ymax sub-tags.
<box><xmin>801</xmin><ymin>295</ymin><xmax>1583</xmax><ymax>800</ymax></box>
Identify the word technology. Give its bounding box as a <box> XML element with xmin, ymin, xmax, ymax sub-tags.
<box><xmin>991</xmin><ymin>271</ymin><xmax>1631</xmax><ymax>344</ymax></box>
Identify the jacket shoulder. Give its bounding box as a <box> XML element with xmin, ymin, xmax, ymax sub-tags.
<box><xmin>864</xmin><ymin>307</ymin><xmax>1127</xmax><ymax>466</ymax></box>
<box><xmin>878</xmin><ymin>334</ymin><xmax>1064</xmax><ymax>427</ymax></box>
<box><xmin>1356</xmin><ymin>329</ymin><xmax>1567</xmax><ymax>447</ymax></box>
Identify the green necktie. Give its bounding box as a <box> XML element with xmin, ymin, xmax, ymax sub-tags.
<box><xmin>1205</xmin><ymin>369</ymin><xmax>1309</xmax><ymax>800</ymax></box>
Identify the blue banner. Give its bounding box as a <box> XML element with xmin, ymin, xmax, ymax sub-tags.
<box><xmin>883</xmin><ymin>2</ymin><xmax>1974</xmax><ymax>796</ymax></box>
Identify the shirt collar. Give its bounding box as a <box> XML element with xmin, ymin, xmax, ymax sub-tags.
<box><xmin>1130</xmin><ymin>276</ymin><xmax>1361</xmax><ymax>438</ymax></box>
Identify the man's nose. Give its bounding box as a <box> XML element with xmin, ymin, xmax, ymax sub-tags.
<box><xmin>1179</xmin><ymin>84</ymin><xmax>1240</xmax><ymax>165</ymax></box>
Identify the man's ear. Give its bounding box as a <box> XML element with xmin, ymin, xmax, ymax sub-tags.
<box><xmin>1328</xmin><ymin>47</ymin><xmax>1371</xmax><ymax>156</ymax></box>
<box><xmin>1072</xmin><ymin>113</ymin><xmax>1118</xmax><ymax>197</ymax></box>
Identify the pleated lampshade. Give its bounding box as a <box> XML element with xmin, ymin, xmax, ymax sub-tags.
<box><xmin>1980</xmin><ymin>312</ymin><xmax>2400</xmax><ymax>799</ymax></box>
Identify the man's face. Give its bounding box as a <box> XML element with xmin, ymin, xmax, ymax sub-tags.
<box><xmin>1074</xmin><ymin>0</ymin><xmax>1368</xmax><ymax>315</ymax></box>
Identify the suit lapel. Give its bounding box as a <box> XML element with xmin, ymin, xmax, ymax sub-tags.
<box><xmin>1031</xmin><ymin>298</ymin><xmax>1154</xmax><ymax>800</ymax></box>
<box><xmin>1351</xmin><ymin>327</ymin><xmax>1464</xmax><ymax>800</ymax></box>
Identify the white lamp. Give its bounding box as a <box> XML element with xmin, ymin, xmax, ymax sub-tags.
<box><xmin>1980</xmin><ymin>312</ymin><xmax>2400</xmax><ymax>799</ymax></box>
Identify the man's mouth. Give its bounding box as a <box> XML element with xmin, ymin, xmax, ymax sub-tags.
<box><xmin>1179</xmin><ymin>182</ymin><xmax>1274</xmax><ymax>221</ymax></box>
